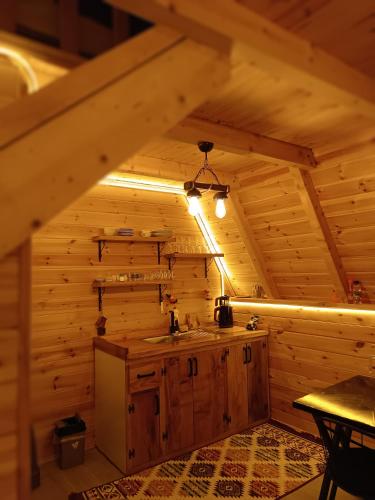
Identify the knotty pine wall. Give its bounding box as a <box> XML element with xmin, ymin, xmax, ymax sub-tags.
<box><xmin>234</xmin><ymin>141</ymin><xmax>375</xmax><ymax>301</ymax></box>
<box><xmin>234</xmin><ymin>303</ymin><xmax>375</xmax><ymax>435</ymax></box>
<box><xmin>31</xmin><ymin>183</ymin><xmax>221</xmax><ymax>462</ymax></box>
<box><xmin>200</xmin><ymin>195</ymin><xmax>257</xmax><ymax>297</ymax></box>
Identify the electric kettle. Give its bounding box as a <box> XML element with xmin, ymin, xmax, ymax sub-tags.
<box><xmin>214</xmin><ymin>295</ymin><xmax>233</xmax><ymax>328</ymax></box>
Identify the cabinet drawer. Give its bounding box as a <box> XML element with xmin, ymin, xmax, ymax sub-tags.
<box><xmin>129</xmin><ymin>360</ymin><xmax>162</xmax><ymax>393</ymax></box>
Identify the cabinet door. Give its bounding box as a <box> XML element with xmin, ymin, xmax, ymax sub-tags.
<box><xmin>164</xmin><ymin>354</ymin><xmax>194</xmax><ymax>453</ymax></box>
<box><xmin>127</xmin><ymin>388</ymin><xmax>161</xmax><ymax>471</ymax></box>
<box><xmin>193</xmin><ymin>348</ymin><xmax>227</xmax><ymax>444</ymax></box>
<box><xmin>247</xmin><ymin>339</ymin><xmax>269</xmax><ymax>423</ymax></box>
<box><xmin>226</xmin><ymin>343</ymin><xmax>249</xmax><ymax>431</ymax></box>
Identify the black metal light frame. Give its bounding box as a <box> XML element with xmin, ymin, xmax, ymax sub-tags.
<box><xmin>184</xmin><ymin>141</ymin><xmax>230</xmax><ymax>196</ymax></box>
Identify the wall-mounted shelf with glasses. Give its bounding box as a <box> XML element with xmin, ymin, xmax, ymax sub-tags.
<box><xmin>163</xmin><ymin>252</ymin><xmax>224</xmax><ymax>278</ymax></box>
<box><xmin>92</xmin><ymin>230</ymin><xmax>174</xmax><ymax>311</ymax></box>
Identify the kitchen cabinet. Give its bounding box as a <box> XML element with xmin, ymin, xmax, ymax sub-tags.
<box><xmin>192</xmin><ymin>348</ymin><xmax>227</xmax><ymax>443</ymax></box>
<box><xmin>127</xmin><ymin>388</ymin><xmax>161</xmax><ymax>470</ymax></box>
<box><xmin>164</xmin><ymin>354</ymin><xmax>194</xmax><ymax>453</ymax></box>
<box><xmin>126</xmin><ymin>359</ymin><xmax>163</xmax><ymax>472</ymax></box>
<box><xmin>226</xmin><ymin>338</ymin><xmax>269</xmax><ymax>429</ymax></box>
<box><xmin>94</xmin><ymin>330</ymin><xmax>269</xmax><ymax>474</ymax></box>
<box><xmin>164</xmin><ymin>348</ymin><xmax>227</xmax><ymax>452</ymax></box>
<box><xmin>226</xmin><ymin>343</ymin><xmax>249</xmax><ymax>431</ymax></box>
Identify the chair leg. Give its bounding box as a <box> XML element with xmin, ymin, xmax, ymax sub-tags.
<box><xmin>319</xmin><ymin>469</ymin><xmax>332</xmax><ymax>500</ymax></box>
<box><xmin>328</xmin><ymin>482</ymin><xmax>337</xmax><ymax>500</ymax></box>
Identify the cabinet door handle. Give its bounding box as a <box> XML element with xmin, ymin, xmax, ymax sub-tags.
<box><xmin>187</xmin><ymin>358</ymin><xmax>193</xmax><ymax>377</ymax></box>
<box><xmin>243</xmin><ymin>346</ymin><xmax>248</xmax><ymax>364</ymax></box>
<box><xmin>137</xmin><ymin>370</ymin><xmax>156</xmax><ymax>379</ymax></box>
<box><xmin>154</xmin><ymin>394</ymin><xmax>160</xmax><ymax>416</ymax></box>
<box><xmin>193</xmin><ymin>357</ymin><xmax>198</xmax><ymax>376</ymax></box>
<box><xmin>247</xmin><ymin>345</ymin><xmax>252</xmax><ymax>363</ymax></box>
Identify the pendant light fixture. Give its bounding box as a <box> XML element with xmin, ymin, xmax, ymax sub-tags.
<box><xmin>184</xmin><ymin>142</ymin><xmax>230</xmax><ymax>218</ymax></box>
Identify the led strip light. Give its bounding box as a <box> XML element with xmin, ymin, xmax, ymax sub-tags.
<box><xmin>229</xmin><ymin>300</ymin><xmax>375</xmax><ymax>315</ymax></box>
<box><xmin>100</xmin><ymin>174</ymin><xmax>231</xmax><ymax>295</ymax></box>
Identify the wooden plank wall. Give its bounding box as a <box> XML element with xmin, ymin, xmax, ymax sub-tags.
<box><xmin>200</xmin><ymin>194</ymin><xmax>258</xmax><ymax>296</ymax></box>
<box><xmin>233</xmin><ymin>141</ymin><xmax>375</xmax><ymax>301</ymax></box>
<box><xmin>235</xmin><ymin>164</ymin><xmax>332</xmax><ymax>300</ymax></box>
<box><xmin>234</xmin><ymin>303</ymin><xmax>375</xmax><ymax>435</ymax></box>
<box><xmin>312</xmin><ymin>143</ymin><xmax>375</xmax><ymax>300</ymax></box>
<box><xmin>31</xmin><ymin>183</ymin><xmax>221</xmax><ymax>462</ymax></box>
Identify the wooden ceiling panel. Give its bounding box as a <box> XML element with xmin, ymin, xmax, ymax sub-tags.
<box><xmin>238</xmin><ymin>0</ymin><xmax>375</xmax><ymax>77</ymax></box>
<box><xmin>194</xmin><ymin>60</ymin><xmax>375</xmax><ymax>155</ymax></box>
<box><xmin>139</xmin><ymin>137</ymin><xmax>258</xmax><ymax>173</ymax></box>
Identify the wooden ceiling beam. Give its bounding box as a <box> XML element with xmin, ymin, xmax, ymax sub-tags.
<box><xmin>168</xmin><ymin>116</ymin><xmax>317</xmax><ymax>169</ymax></box>
<box><xmin>290</xmin><ymin>168</ymin><xmax>349</xmax><ymax>303</ymax></box>
<box><xmin>110</xmin><ymin>0</ymin><xmax>375</xmax><ymax>118</ymax></box>
<box><xmin>0</xmin><ymin>26</ymin><xmax>229</xmax><ymax>259</ymax></box>
<box><xmin>228</xmin><ymin>187</ymin><xmax>280</xmax><ymax>299</ymax></box>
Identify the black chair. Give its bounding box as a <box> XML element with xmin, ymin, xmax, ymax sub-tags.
<box><xmin>314</xmin><ymin>416</ymin><xmax>375</xmax><ymax>500</ymax></box>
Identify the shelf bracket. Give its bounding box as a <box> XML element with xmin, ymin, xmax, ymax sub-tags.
<box><xmin>97</xmin><ymin>286</ymin><xmax>104</xmax><ymax>312</ymax></box>
<box><xmin>157</xmin><ymin>242</ymin><xmax>161</xmax><ymax>264</ymax></box>
<box><xmin>205</xmin><ymin>256</ymin><xmax>216</xmax><ymax>278</ymax></box>
<box><xmin>167</xmin><ymin>256</ymin><xmax>176</xmax><ymax>272</ymax></box>
<box><xmin>97</xmin><ymin>240</ymin><xmax>105</xmax><ymax>262</ymax></box>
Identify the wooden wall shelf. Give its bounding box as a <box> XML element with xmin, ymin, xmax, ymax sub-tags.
<box><xmin>164</xmin><ymin>252</ymin><xmax>224</xmax><ymax>278</ymax></box>
<box><xmin>93</xmin><ymin>280</ymin><xmax>172</xmax><ymax>289</ymax></box>
<box><xmin>93</xmin><ymin>233</ymin><xmax>174</xmax><ymax>311</ymax></box>
<box><xmin>93</xmin><ymin>279</ymin><xmax>172</xmax><ymax>312</ymax></box>
<box><xmin>93</xmin><ymin>234</ymin><xmax>173</xmax><ymax>263</ymax></box>
<box><xmin>163</xmin><ymin>253</ymin><xmax>224</xmax><ymax>259</ymax></box>
<box><xmin>93</xmin><ymin>235</ymin><xmax>173</xmax><ymax>243</ymax></box>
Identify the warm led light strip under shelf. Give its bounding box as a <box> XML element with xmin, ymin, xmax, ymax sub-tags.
<box><xmin>229</xmin><ymin>299</ymin><xmax>375</xmax><ymax>315</ymax></box>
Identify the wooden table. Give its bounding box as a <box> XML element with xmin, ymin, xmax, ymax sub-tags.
<box><xmin>293</xmin><ymin>376</ymin><xmax>375</xmax><ymax>499</ymax></box>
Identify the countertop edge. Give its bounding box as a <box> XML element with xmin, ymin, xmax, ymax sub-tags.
<box><xmin>93</xmin><ymin>328</ymin><xmax>268</xmax><ymax>361</ymax></box>
<box><xmin>94</xmin><ymin>336</ymin><xmax>128</xmax><ymax>360</ymax></box>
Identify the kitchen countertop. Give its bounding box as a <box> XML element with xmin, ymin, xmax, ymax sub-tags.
<box><xmin>94</xmin><ymin>325</ymin><xmax>268</xmax><ymax>361</ymax></box>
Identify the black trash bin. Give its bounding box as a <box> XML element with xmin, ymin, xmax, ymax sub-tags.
<box><xmin>54</xmin><ymin>415</ymin><xmax>86</xmax><ymax>469</ymax></box>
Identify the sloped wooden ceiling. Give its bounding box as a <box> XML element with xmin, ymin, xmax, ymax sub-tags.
<box><xmin>239</xmin><ymin>0</ymin><xmax>375</xmax><ymax>78</ymax></box>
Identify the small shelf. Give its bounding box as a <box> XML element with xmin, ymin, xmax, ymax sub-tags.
<box><xmin>164</xmin><ymin>252</ymin><xmax>224</xmax><ymax>278</ymax></box>
<box><xmin>93</xmin><ymin>280</ymin><xmax>172</xmax><ymax>289</ymax></box>
<box><xmin>163</xmin><ymin>252</ymin><xmax>224</xmax><ymax>259</ymax></box>
<box><xmin>93</xmin><ymin>235</ymin><xmax>173</xmax><ymax>243</ymax></box>
<box><xmin>92</xmin><ymin>232</ymin><xmax>175</xmax><ymax>313</ymax></box>
<box><xmin>93</xmin><ymin>234</ymin><xmax>174</xmax><ymax>263</ymax></box>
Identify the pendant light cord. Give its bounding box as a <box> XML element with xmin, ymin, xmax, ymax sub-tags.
<box><xmin>193</xmin><ymin>151</ymin><xmax>222</xmax><ymax>192</ymax></box>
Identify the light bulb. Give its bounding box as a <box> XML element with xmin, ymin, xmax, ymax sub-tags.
<box><xmin>215</xmin><ymin>198</ymin><xmax>226</xmax><ymax>218</ymax></box>
<box><xmin>188</xmin><ymin>196</ymin><xmax>201</xmax><ymax>216</ymax></box>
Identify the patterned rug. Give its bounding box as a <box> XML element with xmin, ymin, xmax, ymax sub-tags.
<box><xmin>70</xmin><ymin>422</ymin><xmax>325</xmax><ymax>499</ymax></box>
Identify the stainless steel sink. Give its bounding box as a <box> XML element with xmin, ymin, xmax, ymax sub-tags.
<box><xmin>142</xmin><ymin>330</ymin><xmax>218</xmax><ymax>344</ymax></box>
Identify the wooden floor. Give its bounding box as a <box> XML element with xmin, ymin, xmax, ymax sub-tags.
<box><xmin>31</xmin><ymin>448</ymin><xmax>358</xmax><ymax>500</ymax></box>
<box><xmin>31</xmin><ymin>449</ymin><xmax>123</xmax><ymax>500</ymax></box>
